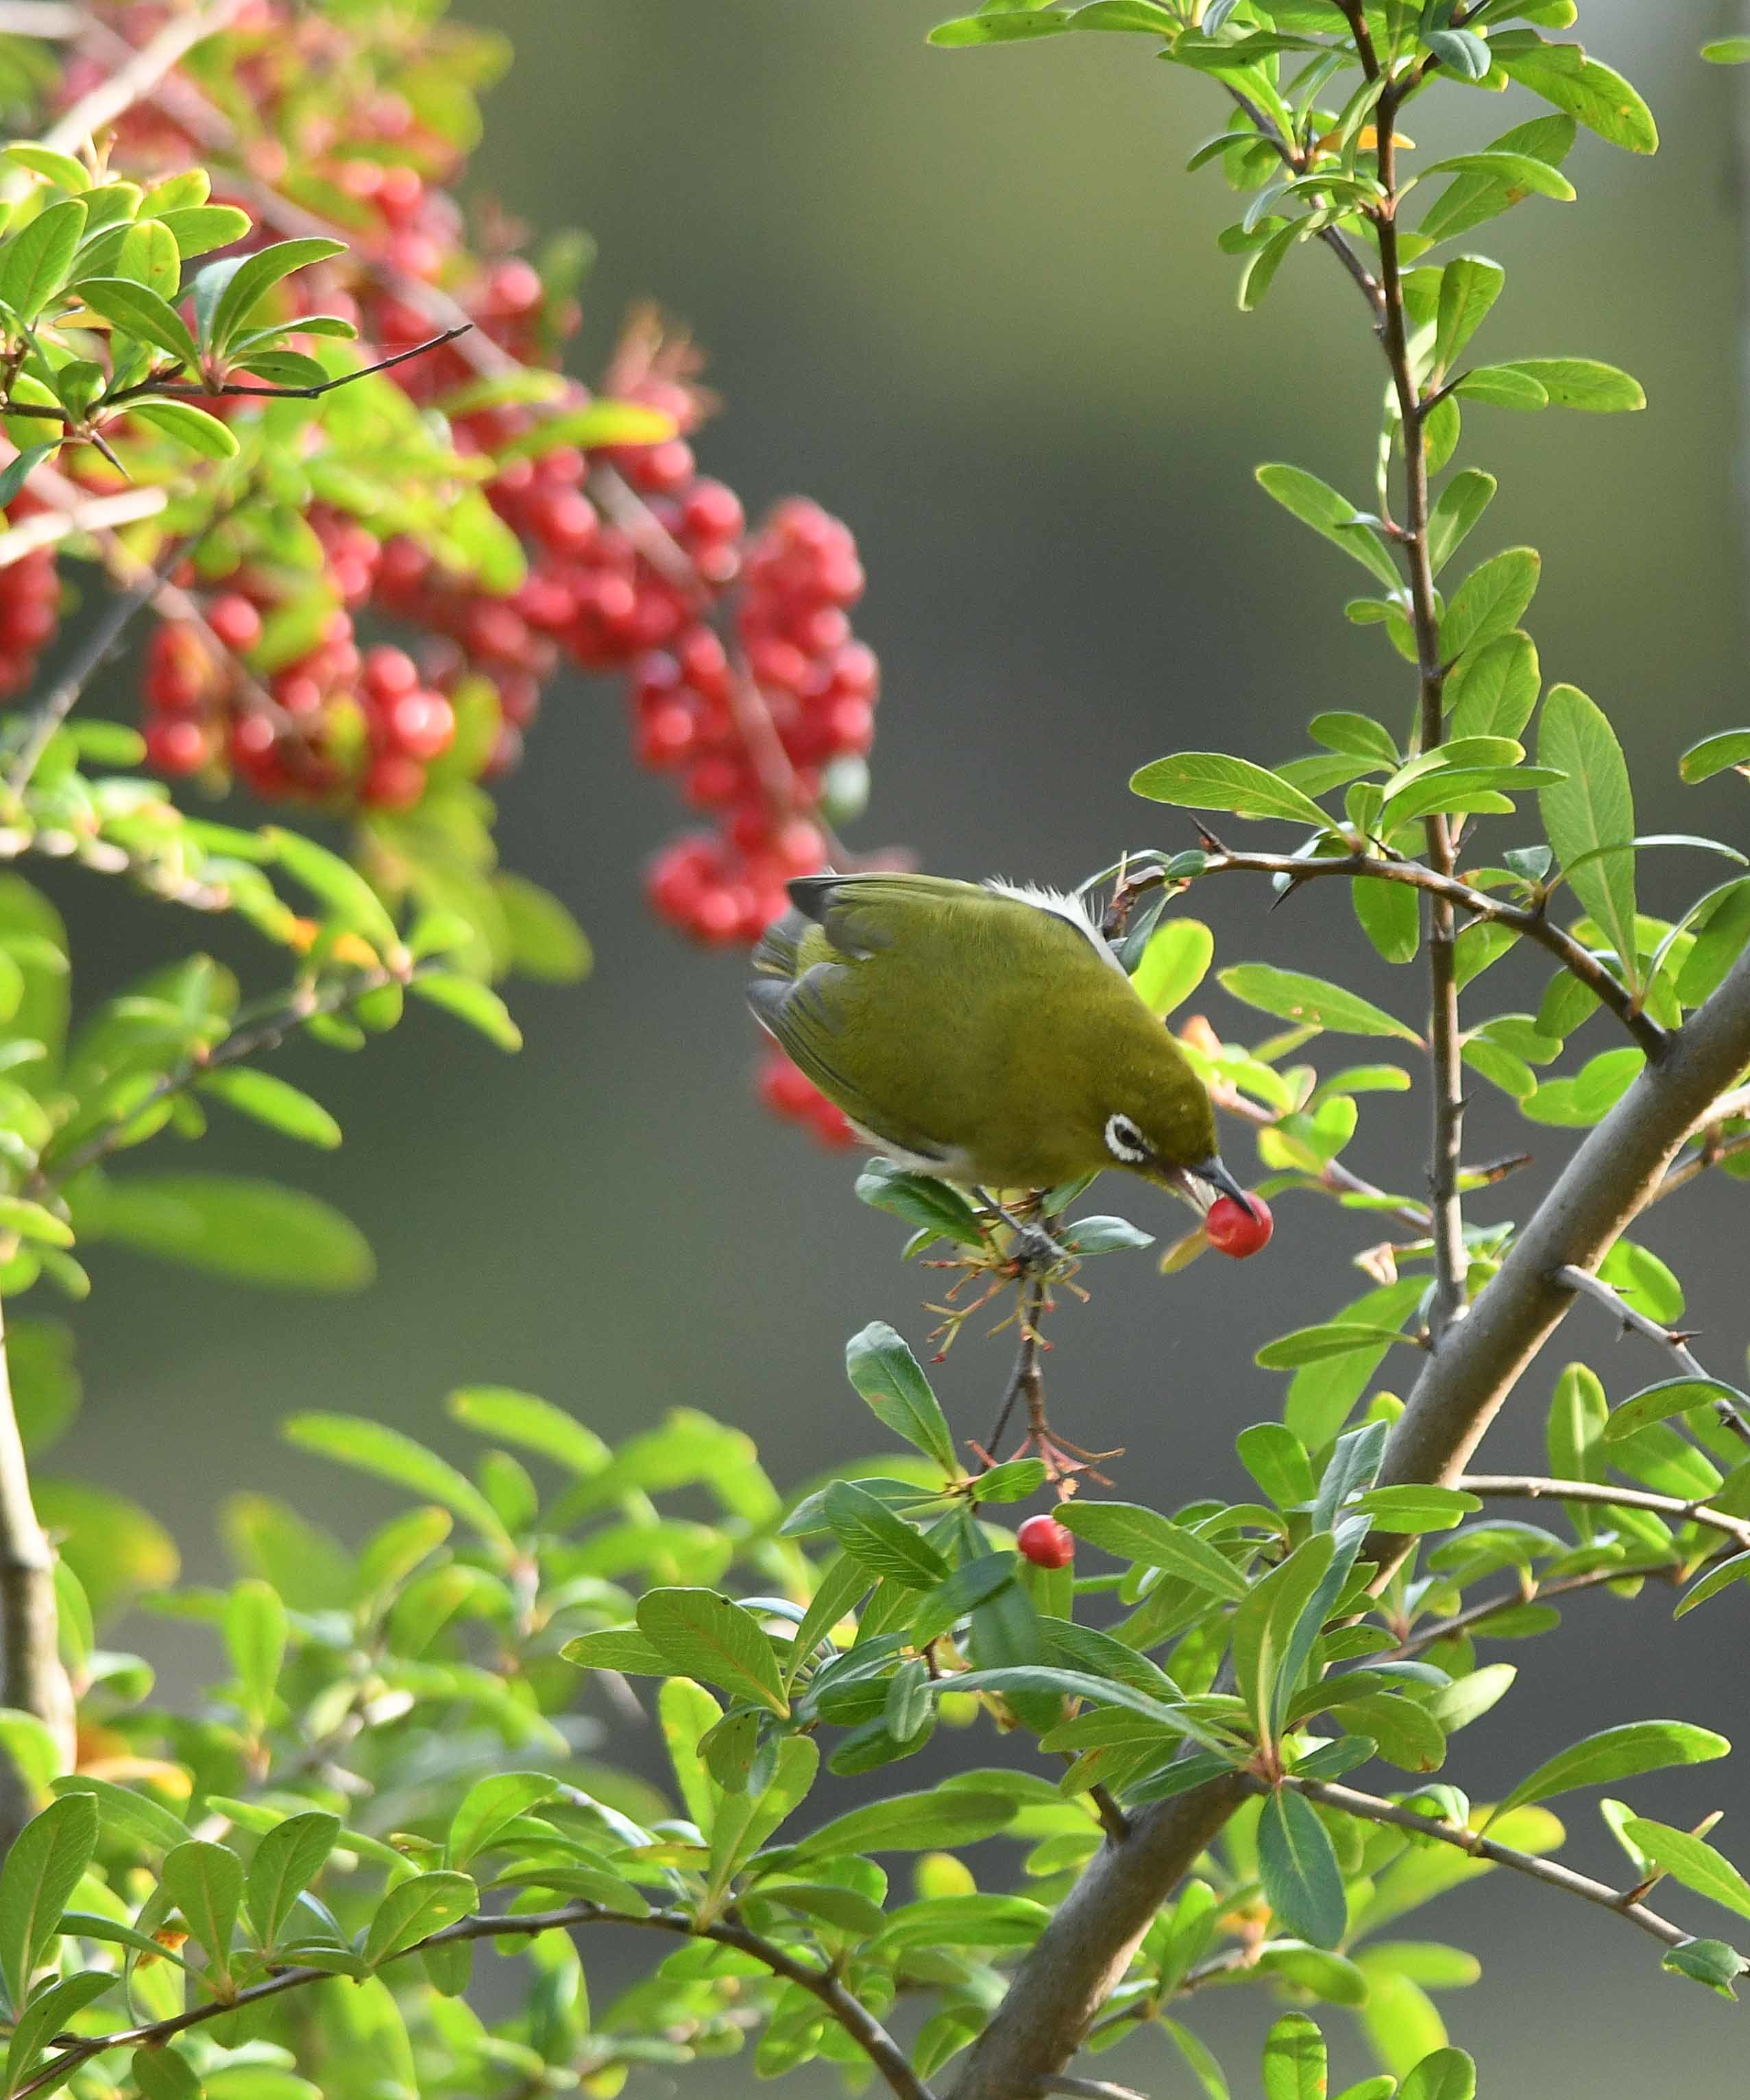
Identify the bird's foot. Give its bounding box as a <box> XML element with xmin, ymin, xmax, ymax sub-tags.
<box><xmin>972</xmin><ymin>1188</ymin><xmax>1069</xmax><ymax>1273</ymax></box>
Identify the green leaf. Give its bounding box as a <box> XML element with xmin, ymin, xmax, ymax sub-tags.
<box><xmin>131</xmin><ymin>2044</ymin><xmax>202</xmax><ymax>2100</ymax></box>
<box><xmin>1622</xmin><ymin>1820</ymin><xmax>1750</xmax><ymax>1921</ymax></box>
<box><xmin>1130</xmin><ymin>752</ymin><xmax>1333</xmax><ymax>829</ymax></box>
<box><xmin>122</xmin><ymin>398</ymin><xmax>239</xmax><ymax>459</ymax></box>
<box><xmin>1419</xmin><ymin>113</ymin><xmax>1577</xmax><ymax>243</ymax></box>
<box><xmin>0</xmin><ymin>443</ymin><xmax>56</xmax><ymax>512</ymax></box>
<box><xmin>245</xmin><ymin>1811</ymin><xmax>340</xmax><ymax>1952</ymax></box>
<box><xmin>1057</xmin><ymin>1501</ymin><xmax>1248</xmax><ymax>1600</ymax></box>
<box><xmin>1352</xmin><ymin>875</ymin><xmax>1420</xmax><ymax>964</ymax></box>
<box><xmin>1439</xmin><ymin>548</ymin><xmax>1540</xmax><ymax>663</ymax></box>
<box><xmin>857</xmin><ymin>1159</ymin><xmax>988</xmax><ymax>1250</ymax></box>
<box><xmin>155</xmin><ymin>204</ymin><xmax>250</xmax><ymax>256</ymax></box>
<box><xmin>1426</xmin><ymin>469</ymin><xmax>1496</xmax><ymax>576</ymax></box>
<box><xmin>2</xmin><ymin>145</ymin><xmax>89</xmax><ymax>191</ymax></box>
<box><xmin>494</xmin><ymin>872</ymin><xmax>592</xmax><ymax>983</ymax></box>
<box><xmin>445</xmin><ymin>1385</ymin><xmax>609</xmax><ymax>1476</ymax></box>
<box><xmin>1679</xmin><ymin>730</ymin><xmax>1750</xmax><ymax>785</ymax></box>
<box><xmin>0</xmin><ymin>1790</ymin><xmax>97</xmax><ymax>2005</ymax></box>
<box><xmin>792</xmin><ymin>1788</ymin><xmax>1015</xmax><ymax>1858</ymax></box>
<box><xmin>1163</xmin><ymin>2017</ymin><xmax>1231</xmax><ymax>2099</ymax></box>
<box><xmin>635</xmin><ymin>1588</ymin><xmax>790</xmax><ymax>1714</ymax></box>
<box><xmin>1350</xmin><ymin>1485</ymin><xmax>1481</xmax><ymax>1532</ymax></box>
<box><xmin>1455</xmin><ymin>364</ymin><xmax>1549</xmax><ymax>411</ymax></box>
<box><xmin>1131</xmin><ymin>917</ymin><xmax>1214</xmax><ymax>1017</ymax></box>
<box><xmin>844</xmin><ymin>1323</ymin><xmax>957</xmax><ymax>1473</ymax></box>
<box><xmin>1218</xmin><ymin>964</ymin><xmax>1420</xmax><ymax>1042</ymax></box>
<box><xmin>50</xmin><ymin>1776</ymin><xmax>186</xmax><ymax>1856</ymax></box>
<box><xmin>1255</xmin><ymin>465</ymin><xmax>1402</xmax><ymax>590</ymax></box>
<box><xmin>407</xmin><ymin>973</ymin><xmax>522</xmax><ymax>1050</ymax></box>
<box><xmin>1499</xmin><ymin>357</ymin><xmax>1644</xmax><ymax>411</ymax></box>
<box><xmin>203</xmin><ymin>237</ymin><xmax>348</xmax><ymax>352</ymax></box>
<box><xmin>559</xmin><ymin>1626</ymin><xmax>675</xmax><ymax>1674</ymax></box>
<box><xmin>1446</xmin><ymin>631</ymin><xmax>1539</xmax><ymax>740</ymax></box>
<box><xmin>226</xmin><ymin>1576</ymin><xmax>287</xmax><ymax>1731</ymax></box>
<box><xmin>1257</xmin><ymin>1323</ymin><xmax>1419</xmax><ymax>1369</ymax></box>
<box><xmin>1539</xmin><ymin>684</ymin><xmax>1638</xmax><ymax>986</ymax></box>
<box><xmin>1400</xmin><ymin>2050</ymin><xmax>1477</xmax><ymax>2100</ymax></box>
<box><xmin>0</xmin><ymin>197</ymin><xmax>87</xmax><ymax>320</ymax></box>
<box><xmin>362</xmin><ymin>1870</ymin><xmax>478</xmax><ymax>1968</ymax></box>
<box><xmin>282</xmin><ymin>1413</ymin><xmax>510</xmax><ymax>1544</ymax></box>
<box><xmin>493</xmin><ymin>399</ymin><xmax>675</xmax><ymax>459</ymax></box>
<box><xmin>1496</xmin><ymin>40</ymin><xmax>1658</xmax><ymax>155</ymax></box>
<box><xmin>1703</xmin><ymin>38</ymin><xmax>1750</xmax><ymax>63</ymax></box>
<box><xmin>0</xmin><ymin>1198</ymin><xmax>72</xmax><ymax>1249</ymax></box>
<box><xmin>824</xmin><ymin>1480</ymin><xmax>951</xmax><ymax>1588</ymax></box>
<box><xmin>76</xmin><ymin>1166</ymin><xmax>374</xmax><ymax>1292</ymax></box>
<box><xmin>1662</xmin><ymin>1938</ymin><xmax>1748</xmax><ymax>1998</ymax></box>
<box><xmin>75</xmin><ymin>276</ymin><xmax>198</xmax><ymax>366</ymax></box>
<box><xmin>1603</xmin><ymin>1378</ymin><xmax>1748</xmax><ymax>1443</ymax></box>
<box><xmin>1424</xmin><ymin>25</ymin><xmax>1492</xmax><ymax>80</ymax></box>
<box><xmin>264</xmin><ymin>827</ymin><xmax>398</xmax><ymax>951</ymax></box>
<box><xmin>1261</xmin><ymin>2007</ymin><xmax>1330</xmax><ymax>2100</ymax></box>
<box><xmin>5</xmin><ymin>1969</ymin><xmax>116</xmax><ymax>2092</ymax></box>
<box><xmin>448</xmin><ymin>1772</ymin><xmax>559</xmax><ymax>1867</ymax></box>
<box><xmin>1495</xmin><ymin>1721</ymin><xmax>1729</xmax><ymax>1822</ymax></box>
<box><xmin>162</xmin><ymin>1840</ymin><xmax>243</xmax><ymax>1979</ymax></box>
<box><xmin>1675</xmin><ymin>1550</ymin><xmax>1750</xmax><ymax>1620</ymax></box>
<box><xmin>1424</xmin><ymin>151</ymin><xmax>1574</xmax><ymax>202</ymax></box>
<box><xmin>197</xmin><ymin>1068</ymin><xmax>341</xmax><ymax>1149</ymax></box>
<box><xmin>1434</xmin><ymin>257</ymin><xmax>1505</xmax><ymax>374</ymax></box>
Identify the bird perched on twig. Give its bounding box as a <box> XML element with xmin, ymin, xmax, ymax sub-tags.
<box><xmin>747</xmin><ymin>872</ymin><xmax>1257</xmax><ymax>1228</ymax></box>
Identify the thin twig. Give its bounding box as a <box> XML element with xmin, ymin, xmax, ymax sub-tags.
<box><xmin>1653</xmin><ymin>1083</ymin><xmax>1750</xmax><ymax>1201</ymax></box>
<box><xmin>986</xmin><ymin>1273</ymin><xmax>1048</xmax><ymax>1457</ymax></box>
<box><xmin>1178</xmin><ymin>847</ymin><xmax>1665</xmax><ymax>1057</ymax></box>
<box><xmin>1456</xmin><ymin>1474</ymin><xmax>1750</xmax><ymax>1552</ymax></box>
<box><xmin>19</xmin><ymin>1900</ymin><xmax>934</xmax><ymax>2100</ymax></box>
<box><xmin>104</xmin><ymin>328</ymin><xmax>471</xmax><ymax>405</ymax></box>
<box><xmin>1384</xmin><ymin>1554</ymin><xmax>1725</xmax><ymax>1662</ymax></box>
<box><xmin>1037</xmin><ymin>2079</ymin><xmax>1147</xmax><ymax>2100</ymax></box>
<box><xmin>3</xmin><ymin>555</ymin><xmax>169</xmax><ymax>795</ymax></box>
<box><xmin>1281</xmin><ymin>1775</ymin><xmax>1691</xmax><ymax>1950</ymax></box>
<box><xmin>1557</xmin><ymin>1265</ymin><xmax>1750</xmax><ymax>1440</ymax></box>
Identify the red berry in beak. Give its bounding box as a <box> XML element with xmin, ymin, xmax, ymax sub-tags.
<box><xmin>1017</xmin><ymin>1515</ymin><xmax>1075</xmax><ymax>1569</ymax></box>
<box><xmin>1205</xmin><ymin>1192</ymin><xmax>1274</xmax><ymax>1258</ymax></box>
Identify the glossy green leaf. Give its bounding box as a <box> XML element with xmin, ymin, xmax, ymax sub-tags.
<box><xmin>1495</xmin><ymin>41</ymin><xmax>1657</xmax><ymax>154</ymax></box>
<box><xmin>1495</xmin><ymin>1721</ymin><xmax>1729</xmax><ymax>1822</ymax></box>
<box><xmin>1622</xmin><ymin>1820</ymin><xmax>1750</xmax><ymax>1921</ymax></box>
<box><xmin>1679</xmin><ymin>729</ymin><xmax>1750</xmax><ymax>784</ymax></box>
<box><xmin>1132</xmin><ymin>916</ymin><xmax>1215</xmax><ymax>1017</ymax></box>
<box><xmin>1058</xmin><ymin>1500</ymin><xmax>1248</xmax><ymax>1599</ymax></box>
<box><xmin>1424</xmin><ymin>151</ymin><xmax>1574</xmax><ymax>201</ymax></box>
<box><xmin>162</xmin><ymin>1840</ymin><xmax>244</xmax><ymax>1978</ymax></box>
<box><xmin>1539</xmin><ymin>684</ymin><xmax>1638</xmax><ymax>986</ymax></box>
<box><xmin>0</xmin><ymin>1793</ymin><xmax>97</xmax><ymax>2007</ymax></box>
<box><xmin>245</xmin><ymin>1811</ymin><xmax>340</xmax><ymax>1953</ymax></box>
<box><xmin>1131</xmin><ymin>752</ymin><xmax>1333</xmax><ymax>828</ymax></box>
<box><xmin>75</xmin><ymin>275</ymin><xmax>198</xmax><ymax>365</ymax></box>
<box><xmin>0</xmin><ymin>197</ymin><xmax>86</xmax><ymax>319</ymax></box>
<box><xmin>1426</xmin><ymin>469</ymin><xmax>1497</xmax><ymax>577</ymax></box>
<box><xmin>408</xmin><ymin>975</ymin><xmax>522</xmax><ymax>1051</ymax></box>
<box><xmin>792</xmin><ymin>1787</ymin><xmax>1015</xmax><ymax>1857</ymax></box>
<box><xmin>635</xmin><ymin>1587</ymin><xmax>790</xmax><ymax>1713</ymax></box>
<box><xmin>1662</xmin><ymin>1937</ymin><xmax>1748</xmax><ymax>1997</ymax></box>
<box><xmin>823</xmin><ymin>1480</ymin><xmax>950</xmax><ymax>1589</ymax></box>
<box><xmin>1500</xmin><ymin>357</ymin><xmax>1644</xmax><ymax>411</ymax></box>
<box><xmin>1163</xmin><ymin>2016</ymin><xmax>1231</xmax><ymax>2100</ymax></box>
<box><xmin>362</xmin><ymin>1870</ymin><xmax>478</xmax><ymax>1968</ymax></box>
<box><xmin>123</xmin><ymin>398</ymin><xmax>239</xmax><ymax>459</ymax></box>
<box><xmin>1439</xmin><ymin>548</ymin><xmax>1540</xmax><ymax>663</ymax></box>
<box><xmin>204</xmin><ymin>237</ymin><xmax>348</xmax><ymax>352</ymax></box>
<box><xmin>1604</xmin><ymin>1378</ymin><xmax>1748</xmax><ymax>1443</ymax></box>
<box><xmin>844</xmin><ymin>1322</ymin><xmax>957</xmax><ymax>1473</ymax></box>
<box><xmin>1400</xmin><ymin>2049</ymin><xmax>1477</xmax><ymax>2100</ymax></box>
<box><xmin>1675</xmin><ymin>1550</ymin><xmax>1750</xmax><ymax>1620</ymax></box>
<box><xmin>1256</xmin><ymin>464</ymin><xmax>1402</xmax><ymax>590</ymax></box>
<box><xmin>1218</xmin><ymin>964</ymin><xmax>1419</xmax><ymax>1042</ymax></box>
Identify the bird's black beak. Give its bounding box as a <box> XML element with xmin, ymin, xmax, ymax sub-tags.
<box><xmin>1184</xmin><ymin>1155</ymin><xmax>1260</xmax><ymax>1221</ymax></box>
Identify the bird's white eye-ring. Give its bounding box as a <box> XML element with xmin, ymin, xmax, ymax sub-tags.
<box><xmin>1104</xmin><ymin>1113</ymin><xmax>1150</xmax><ymax>1164</ymax></box>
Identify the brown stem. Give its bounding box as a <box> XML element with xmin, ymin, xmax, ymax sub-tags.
<box><xmin>20</xmin><ymin>1899</ymin><xmax>932</xmax><ymax>2100</ymax></box>
<box><xmin>1281</xmin><ymin>1776</ymin><xmax>1690</xmax><ymax>1949</ymax></box>
<box><xmin>0</xmin><ymin>1296</ymin><xmax>73</xmax><ymax>1853</ymax></box>
<box><xmin>1455</xmin><ymin>1474</ymin><xmax>1750</xmax><ymax>1552</ymax></box>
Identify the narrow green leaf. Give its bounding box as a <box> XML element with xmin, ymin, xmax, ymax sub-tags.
<box><xmin>1400</xmin><ymin>2049</ymin><xmax>1477</xmax><ymax>2100</ymax></box>
<box><xmin>1662</xmin><ymin>1938</ymin><xmax>1748</xmax><ymax>1997</ymax></box>
<box><xmin>0</xmin><ymin>197</ymin><xmax>86</xmax><ymax>319</ymax></box>
<box><xmin>245</xmin><ymin>1811</ymin><xmax>340</xmax><ymax>1952</ymax></box>
<box><xmin>1218</xmin><ymin>963</ymin><xmax>1420</xmax><ymax>1042</ymax></box>
<box><xmin>844</xmin><ymin>1323</ymin><xmax>957</xmax><ymax>1473</ymax></box>
<box><xmin>792</xmin><ymin>1788</ymin><xmax>1015</xmax><ymax>1857</ymax></box>
<box><xmin>1434</xmin><ymin>257</ymin><xmax>1505</xmax><ymax>371</ymax></box>
<box><xmin>825</xmin><ymin>1480</ymin><xmax>951</xmax><ymax>1588</ymax></box>
<box><xmin>162</xmin><ymin>1840</ymin><xmax>244</xmax><ymax>1979</ymax></box>
<box><xmin>448</xmin><ymin>1772</ymin><xmax>559</xmax><ymax>1867</ymax></box>
<box><xmin>1438</xmin><ymin>548</ymin><xmax>1540</xmax><ymax>663</ymax></box>
<box><xmin>1058</xmin><ymin>1501</ymin><xmax>1248</xmax><ymax>1600</ymax></box>
<box><xmin>1426</xmin><ymin>469</ymin><xmax>1496</xmax><ymax>576</ymax></box>
<box><xmin>1622</xmin><ymin>1820</ymin><xmax>1750</xmax><ymax>1921</ymax></box>
<box><xmin>1604</xmin><ymin>1378</ymin><xmax>1748</xmax><ymax>1443</ymax></box>
<box><xmin>122</xmin><ymin>398</ymin><xmax>239</xmax><ymax>459</ymax></box>
<box><xmin>1539</xmin><ymin>684</ymin><xmax>1639</xmax><ymax>987</ymax></box>
<box><xmin>75</xmin><ymin>276</ymin><xmax>198</xmax><ymax>365</ymax></box>
<box><xmin>408</xmin><ymin>975</ymin><xmax>522</xmax><ymax>1050</ymax></box>
<box><xmin>1495</xmin><ymin>41</ymin><xmax>1657</xmax><ymax>155</ymax></box>
<box><xmin>1679</xmin><ymin>730</ymin><xmax>1750</xmax><ymax>785</ymax></box>
<box><xmin>1500</xmin><ymin>357</ymin><xmax>1643</xmax><ymax>411</ymax></box>
<box><xmin>1424</xmin><ymin>151</ymin><xmax>1575</xmax><ymax>201</ymax></box>
<box><xmin>197</xmin><ymin>1068</ymin><xmax>341</xmax><ymax>1149</ymax></box>
<box><xmin>205</xmin><ymin>237</ymin><xmax>347</xmax><ymax>352</ymax></box>
<box><xmin>1495</xmin><ymin>1721</ymin><xmax>1729</xmax><ymax>1822</ymax></box>
<box><xmin>1256</xmin><ymin>464</ymin><xmax>1402</xmax><ymax>590</ymax></box>
<box><xmin>283</xmin><ymin>1411</ymin><xmax>510</xmax><ymax>1543</ymax></box>
<box><xmin>445</xmin><ymin>1386</ymin><xmax>609</xmax><ymax>1477</ymax></box>
<box><xmin>1675</xmin><ymin>1550</ymin><xmax>1750</xmax><ymax>1620</ymax></box>
<box><xmin>1162</xmin><ymin>2017</ymin><xmax>1231</xmax><ymax>2100</ymax></box>
<box><xmin>1260</xmin><ymin>1792</ymin><xmax>1347</xmax><ymax>1946</ymax></box>
<box><xmin>0</xmin><ymin>1792</ymin><xmax>97</xmax><ymax>2006</ymax></box>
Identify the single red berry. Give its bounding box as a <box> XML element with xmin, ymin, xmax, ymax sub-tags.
<box><xmin>1204</xmin><ymin>1193</ymin><xmax>1274</xmax><ymax>1258</ymax></box>
<box><xmin>382</xmin><ymin>689</ymin><xmax>455</xmax><ymax>761</ymax></box>
<box><xmin>1017</xmin><ymin>1515</ymin><xmax>1075</xmax><ymax>1570</ymax></box>
<box><xmin>361</xmin><ymin>751</ymin><xmax>427</xmax><ymax>810</ymax></box>
<box><xmin>206</xmin><ymin>594</ymin><xmax>262</xmax><ymax>654</ymax></box>
<box><xmin>144</xmin><ymin>717</ymin><xmax>208</xmax><ymax>775</ymax></box>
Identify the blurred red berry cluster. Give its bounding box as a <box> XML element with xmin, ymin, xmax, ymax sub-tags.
<box><xmin>0</xmin><ymin>499</ymin><xmax>62</xmax><ymax>703</ymax></box>
<box><xmin>69</xmin><ymin>0</ymin><xmax>869</xmax><ymax>1147</ymax></box>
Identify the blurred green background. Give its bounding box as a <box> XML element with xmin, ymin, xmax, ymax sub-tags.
<box><xmin>36</xmin><ymin>2</ymin><xmax>1750</xmax><ymax>2089</ymax></box>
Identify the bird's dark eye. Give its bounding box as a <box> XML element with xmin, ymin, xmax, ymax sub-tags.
<box><xmin>1104</xmin><ymin>1113</ymin><xmax>1149</xmax><ymax>1164</ymax></box>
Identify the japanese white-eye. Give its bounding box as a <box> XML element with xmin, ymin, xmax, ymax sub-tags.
<box><xmin>748</xmin><ymin>872</ymin><xmax>1256</xmax><ymax>1217</ymax></box>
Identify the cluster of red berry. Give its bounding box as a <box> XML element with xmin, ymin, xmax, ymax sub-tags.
<box><xmin>75</xmin><ymin>0</ymin><xmax>871</xmax><ymax>1147</ymax></box>
<box><xmin>0</xmin><ymin>506</ymin><xmax>61</xmax><ymax>705</ymax></box>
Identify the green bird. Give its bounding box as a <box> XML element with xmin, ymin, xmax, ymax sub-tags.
<box><xmin>748</xmin><ymin>872</ymin><xmax>1255</xmax><ymax>1220</ymax></box>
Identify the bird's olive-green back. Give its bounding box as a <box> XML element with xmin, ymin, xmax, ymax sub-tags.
<box><xmin>749</xmin><ymin>874</ymin><xmax>1216</xmax><ymax>1188</ymax></box>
